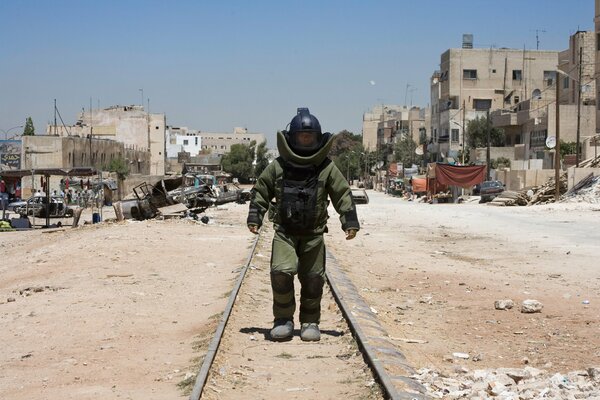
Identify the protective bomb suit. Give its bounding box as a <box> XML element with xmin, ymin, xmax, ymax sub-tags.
<box><xmin>247</xmin><ymin>108</ymin><xmax>360</xmax><ymax>341</ymax></box>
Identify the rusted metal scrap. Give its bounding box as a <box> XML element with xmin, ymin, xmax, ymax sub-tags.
<box><xmin>116</xmin><ymin>174</ymin><xmax>250</xmax><ymax>221</ymax></box>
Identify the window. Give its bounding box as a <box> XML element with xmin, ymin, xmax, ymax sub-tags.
<box><xmin>473</xmin><ymin>99</ymin><xmax>492</xmax><ymax>110</ymax></box>
<box><xmin>543</xmin><ymin>71</ymin><xmax>556</xmax><ymax>86</ymax></box>
<box><xmin>183</xmin><ymin>139</ymin><xmax>189</xmax><ymax>145</ymax></box>
<box><xmin>451</xmin><ymin>129</ymin><xmax>459</xmax><ymax>143</ymax></box>
<box><xmin>512</xmin><ymin>70</ymin><xmax>522</xmax><ymax>80</ymax></box>
<box><xmin>195</xmin><ymin>137</ymin><xmax>198</xmax><ymax>145</ymax></box>
<box><xmin>155</xmin><ymin>126</ymin><xmax>160</xmax><ymax>129</ymax></box>
<box><xmin>463</xmin><ymin>69</ymin><xmax>477</xmax><ymax>80</ymax></box>
<box><xmin>514</xmin><ymin>96</ymin><xmax>520</xmax><ymax>104</ymax></box>
<box><xmin>563</xmin><ymin>76</ymin><xmax>570</xmax><ymax>89</ymax></box>
<box><xmin>530</xmin><ymin>129</ymin><xmax>548</xmax><ymax>148</ymax></box>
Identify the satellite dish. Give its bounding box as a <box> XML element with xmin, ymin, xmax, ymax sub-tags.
<box><xmin>545</xmin><ymin>136</ymin><xmax>556</xmax><ymax>149</ymax></box>
<box><xmin>415</xmin><ymin>146</ymin><xmax>424</xmax><ymax>155</ymax></box>
<box><xmin>376</xmin><ymin>161</ymin><xmax>384</xmax><ymax>169</ymax></box>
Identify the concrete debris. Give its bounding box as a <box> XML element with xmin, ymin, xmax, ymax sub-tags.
<box><xmin>494</xmin><ymin>299</ymin><xmax>514</xmax><ymax>310</ymax></box>
<box><xmin>412</xmin><ymin>365</ymin><xmax>600</xmax><ymax>399</ymax></box>
<box><xmin>521</xmin><ymin>299</ymin><xmax>544</xmax><ymax>313</ymax></box>
<box><xmin>491</xmin><ymin>155</ymin><xmax>600</xmax><ymax>207</ymax></box>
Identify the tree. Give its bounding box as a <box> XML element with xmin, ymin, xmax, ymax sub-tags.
<box><xmin>394</xmin><ymin>134</ymin><xmax>422</xmax><ymax>167</ymax></box>
<box><xmin>330</xmin><ymin>130</ymin><xmax>364</xmax><ymax>181</ymax></box>
<box><xmin>466</xmin><ymin>116</ymin><xmax>505</xmax><ymax>148</ymax></box>
<box><xmin>221</xmin><ymin>142</ymin><xmax>255</xmax><ymax>183</ymax></box>
<box><xmin>23</xmin><ymin>117</ymin><xmax>35</xmax><ymax>136</ymax></box>
<box><xmin>107</xmin><ymin>157</ymin><xmax>129</xmax><ymax>180</ymax></box>
<box><xmin>559</xmin><ymin>141</ymin><xmax>577</xmax><ymax>159</ymax></box>
<box><xmin>107</xmin><ymin>157</ymin><xmax>129</xmax><ymax>200</ymax></box>
<box><xmin>254</xmin><ymin>141</ymin><xmax>269</xmax><ymax>177</ymax></box>
<box><xmin>330</xmin><ymin>130</ymin><xmax>362</xmax><ymax>157</ymax></box>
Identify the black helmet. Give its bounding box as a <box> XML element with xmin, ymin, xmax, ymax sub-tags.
<box><xmin>284</xmin><ymin>108</ymin><xmax>323</xmax><ymax>156</ymax></box>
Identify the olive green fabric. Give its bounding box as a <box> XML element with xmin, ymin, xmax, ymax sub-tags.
<box><xmin>271</xmin><ymin>230</ymin><xmax>325</xmax><ymax>323</ymax></box>
<box><xmin>248</xmin><ymin>129</ymin><xmax>360</xmax><ymax>326</ymax></box>
<box><xmin>247</xmin><ymin>132</ymin><xmax>360</xmax><ymax>234</ymax></box>
<box><xmin>276</xmin><ymin>130</ymin><xmax>333</xmax><ymax>166</ymax></box>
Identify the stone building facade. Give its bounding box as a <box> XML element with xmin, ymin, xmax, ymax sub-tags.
<box><xmin>47</xmin><ymin>105</ymin><xmax>166</xmax><ymax>175</ymax></box>
<box><xmin>430</xmin><ymin>41</ymin><xmax>559</xmax><ymax>161</ymax></box>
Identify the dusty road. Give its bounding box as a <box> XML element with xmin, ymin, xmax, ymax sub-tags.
<box><xmin>327</xmin><ymin>191</ymin><xmax>600</xmax><ymax>374</ymax></box>
<box><xmin>1</xmin><ymin>190</ymin><xmax>598</xmax><ymax>399</ymax></box>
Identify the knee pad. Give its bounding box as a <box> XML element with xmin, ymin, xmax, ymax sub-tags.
<box><xmin>271</xmin><ymin>271</ymin><xmax>294</xmax><ymax>294</ymax></box>
<box><xmin>300</xmin><ymin>274</ymin><xmax>324</xmax><ymax>299</ymax></box>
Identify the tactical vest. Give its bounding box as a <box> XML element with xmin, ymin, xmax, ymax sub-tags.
<box><xmin>277</xmin><ymin>157</ymin><xmax>330</xmax><ymax>235</ymax></box>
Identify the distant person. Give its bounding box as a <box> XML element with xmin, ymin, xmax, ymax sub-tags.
<box><xmin>247</xmin><ymin>108</ymin><xmax>360</xmax><ymax>342</ymax></box>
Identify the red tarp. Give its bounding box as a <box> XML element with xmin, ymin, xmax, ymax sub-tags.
<box><xmin>429</xmin><ymin>163</ymin><xmax>486</xmax><ymax>188</ymax></box>
<box><xmin>411</xmin><ymin>178</ymin><xmax>427</xmax><ymax>193</ymax></box>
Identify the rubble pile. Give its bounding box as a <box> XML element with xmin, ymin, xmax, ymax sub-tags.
<box><xmin>489</xmin><ymin>191</ymin><xmax>529</xmax><ymax>206</ymax></box>
<box><xmin>578</xmin><ymin>154</ymin><xmax>600</xmax><ymax>168</ymax></box>
<box><xmin>413</xmin><ymin>366</ymin><xmax>600</xmax><ymax>399</ymax></box>
<box><xmin>563</xmin><ymin>175</ymin><xmax>600</xmax><ymax>204</ymax></box>
<box><xmin>527</xmin><ymin>173</ymin><xmax>568</xmax><ymax>205</ymax></box>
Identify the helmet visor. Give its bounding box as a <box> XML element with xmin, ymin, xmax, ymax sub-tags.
<box><xmin>290</xmin><ymin>130</ymin><xmax>320</xmax><ymax>154</ymax></box>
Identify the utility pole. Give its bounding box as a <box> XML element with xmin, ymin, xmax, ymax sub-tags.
<box><xmin>461</xmin><ymin>100</ymin><xmax>466</xmax><ymax>164</ymax></box>
<box><xmin>555</xmin><ymin>73</ymin><xmax>561</xmax><ymax>201</ymax></box>
<box><xmin>54</xmin><ymin>99</ymin><xmax>57</xmax><ymax>136</ymax></box>
<box><xmin>576</xmin><ymin>46</ymin><xmax>582</xmax><ymax>167</ymax></box>
<box><xmin>89</xmin><ymin>97</ymin><xmax>93</xmax><ymax>168</ymax></box>
<box><xmin>486</xmin><ymin>110</ymin><xmax>491</xmax><ymax>181</ymax></box>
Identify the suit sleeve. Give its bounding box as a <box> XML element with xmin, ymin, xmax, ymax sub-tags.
<box><xmin>247</xmin><ymin>162</ymin><xmax>276</xmax><ymax>228</ymax></box>
<box><xmin>326</xmin><ymin>163</ymin><xmax>360</xmax><ymax>232</ymax></box>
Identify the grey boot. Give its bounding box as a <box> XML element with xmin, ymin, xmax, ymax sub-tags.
<box><xmin>300</xmin><ymin>323</ymin><xmax>321</xmax><ymax>342</ymax></box>
<box><xmin>270</xmin><ymin>318</ymin><xmax>294</xmax><ymax>341</ymax></box>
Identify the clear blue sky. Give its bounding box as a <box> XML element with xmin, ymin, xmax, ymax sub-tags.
<box><xmin>0</xmin><ymin>0</ymin><xmax>594</xmax><ymax>148</ymax></box>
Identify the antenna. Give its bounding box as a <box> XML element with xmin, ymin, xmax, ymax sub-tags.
<box><xmin>532</xmin><ymin>29</ymin><xmax>546</xmax><ymax>50</ymax></box>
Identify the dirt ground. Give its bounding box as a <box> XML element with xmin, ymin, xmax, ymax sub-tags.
<box><xmin>1</xmin><ymin>190</ymin><xmax>599</xmax><ymax>399</ymax></box>
<box><xmin>327</xmin><ymin>191</ymin><xmax>600</xmax><ymax>375</ymax></box>
<box><xmin>0</xmin><ymin>204</ymin><xmax>253</xmax><ymax>399</ymax></box>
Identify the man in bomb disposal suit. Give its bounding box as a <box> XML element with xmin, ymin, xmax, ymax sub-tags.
<box><xmin>247</xmin><ymin>108</ymin><xmax>360</xmax><ymax>341</ymax></box>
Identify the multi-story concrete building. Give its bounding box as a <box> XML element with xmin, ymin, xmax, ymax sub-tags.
<box><xmin>492</xmin><ymin>31</ymin><xmax>597</xmax><ymax>165</ymax></box>
<box><xmin>595</xmin><ymin>0</ymin><xmax>600</xmax><ymax>135</ymax></box>
<box><xmin>430</xmin><ymin>35</ymin><xmax>559</xmax><ymax>161</ymax></box>
<box><xmin>197</xmin><ymin>127</ymin><xmax>265</xmax><ymax>156</ymax></box>
<box><xmin>363</xmin><ymin>105</ymin><xmax>426</xmax><ymax>151</ymax></box>
<box><xmin>47</xmin><ymin>105</ymin><xmax>166</xmax><ymax>175</ymax></box>
<box><xmin>165</xmin><ymin>126</ymin><xmax>202</xmax><ymax>158</ymax></box>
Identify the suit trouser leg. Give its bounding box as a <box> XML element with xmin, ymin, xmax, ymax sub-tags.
<box><xmin>270</xmin><ymin>232</ymin><xmax>326</xmax><ymax>323</ymax></box>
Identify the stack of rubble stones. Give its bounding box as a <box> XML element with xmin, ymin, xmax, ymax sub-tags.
<box><xmin>412</xmin><ymin>366</ymin><xmax>600</xmax><ymax>399</ymax></box>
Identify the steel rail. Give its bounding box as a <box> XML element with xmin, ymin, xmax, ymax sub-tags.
<box><xmin>188</xmin><ymin>233</ymin><xmax>260</xmax><ymax>400</ymax></box>
<box><xmin>325</xmin><ymin>251</ymin><xmax>430</xmax><ymax>400</ymax></box>
<box><xmin>189</xmin><ymin>231</ymin><xmax>429</xmax><ymax>399</ymax></box>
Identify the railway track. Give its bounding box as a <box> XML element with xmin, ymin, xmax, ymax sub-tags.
<box><xmin>189</xmin><ymin>223</ymin><xmax>430</xmax><ymax>399</ymax></box>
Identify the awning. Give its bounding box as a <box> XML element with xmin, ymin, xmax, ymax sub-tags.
<box><xmin>0</xmin><ymin>167</ymin><xmax>97</xmax><ymax>178</ymax></box>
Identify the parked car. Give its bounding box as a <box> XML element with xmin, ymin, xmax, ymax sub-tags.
<box><xmin>351</xmin><ymin>188</ymin><xmax>369</xmax><ymax>204</ymax></box>
<box><xmin>479</xmin><ymin>180</ymin><xmax>505</xmax><ymax>203</ymax></box>
<box><xmin>6</xmin><ymin>197</ymin><xmax>26</xmax><ymax>211</ymax></box>
<box><xmin>14</xmin><ymin>195</ymin><xmax>74</xmax><ymax>218</ymax></box>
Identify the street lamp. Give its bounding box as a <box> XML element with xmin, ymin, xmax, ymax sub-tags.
<box><xmin>1</xmin><ymin>125</ymin><xmax>23</xmax><ymax>140</ymax></box>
